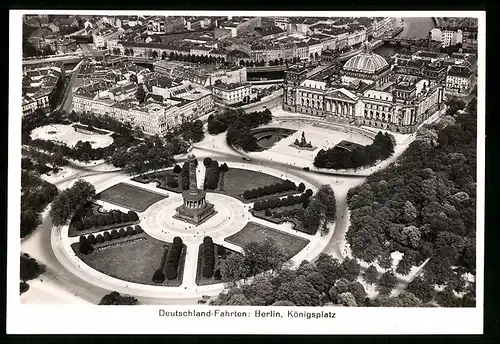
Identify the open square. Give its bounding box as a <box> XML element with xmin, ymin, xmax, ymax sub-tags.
<box><xmin>95</xmin><ymin>183</ymin><xmax>167</xmax><ymax>212</ymax></box>
<box><xmin>30</xmin><ymin>124</ymin><xmax>113</xmax><ymax>149</ymax></box>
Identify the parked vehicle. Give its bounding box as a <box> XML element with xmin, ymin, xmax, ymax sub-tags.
<box><xmin>242</xmin><ymin>157</ymin><xmax>252</xmax><ymax>162</ymax></box>
<box><xmin>303</xmin><ymin>167</ymin><xmax>310</xmax><ymax>171</ymax></box>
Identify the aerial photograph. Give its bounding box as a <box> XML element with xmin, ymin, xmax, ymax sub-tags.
<box><xmin>17</xmin><ymin>13</ymin><xmax>479</xmax><ymax>308</ymax></box>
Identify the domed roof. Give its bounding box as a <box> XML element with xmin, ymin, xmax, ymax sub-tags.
<box><xmin>343</xmin><ymin>52</ymin><xmax>389</xmax><ymax>74</ymax></box>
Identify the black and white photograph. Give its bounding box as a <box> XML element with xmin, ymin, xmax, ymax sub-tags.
<box><xmin>8</xmin><ymin>10</ymin><xmax>485</xmax><ymax>334</ymax></box>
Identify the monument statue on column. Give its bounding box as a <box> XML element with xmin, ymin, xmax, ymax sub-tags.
<box><xmin>174</xmin><ymin>154</ymin><xmax>216</xmax><ymax>226</ymax></box>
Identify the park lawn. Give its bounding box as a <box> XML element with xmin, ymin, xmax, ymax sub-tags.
<box><xmin>195</xmin><ymin>244</ymin><xmax>238</xmax><ymax>286</ymax></box>
<box><xmin>225</xmin><ymin>222</ymin><xmax>309</xmax><ymax>259</ymax></box>
<box><xmin>95</xmin><ymin>183</ymin><xmax>167</xmax><ymax>212</ymax></box>
<box><xmin>218</xmin><ymin>168</ymin><xmax>285</xmax><ymax>199</ymax></box>
<box><xmin>72</xmin><ymin>235</ymin><xmax>185</xmax><ymax>287</ymax></box>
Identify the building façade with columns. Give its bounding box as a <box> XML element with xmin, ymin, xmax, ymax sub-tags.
<box><xmin>283</xmin><ymin>43</ymin><xmax>446</xmax><ymax>134</ymax></box>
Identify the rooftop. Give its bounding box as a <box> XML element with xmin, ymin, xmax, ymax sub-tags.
<box><xmin>212</xmin><ymin>82</ymin><xmax>251</xmax><ymax>91</ymax></box>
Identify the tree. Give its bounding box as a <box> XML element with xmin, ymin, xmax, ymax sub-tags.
<box><xmin>87</xmin><ymin>234</ymin><xmax>97</xmax><ymax>245</ymax></box>
<box><xmin>128</xmin><ymin>211</ymin><xmax>139</xmax><ymax>221</ymax></box>
<box><xmin>79</xmin><ymin>236</ymin><xmax>93</xmax><ymax>255</ymax></box>
<box><xmin>377</xmin><ymin>271</ymin><xmax>398</xmax><ymax>296</ymax></box>
<box><xmin>298</xmin><ymin>182</ymin><xmax>306</xmax><ymax>192</ymax></box>
<box><xmin>99</xmin><ymin>291</ymin><xmax>137</xmax><ymax>305</ymax></box>
<box><xmin>220</xmin><ymin>253</ymin><xmax>250</xmax><ymax>283</ymax></box>
<box><xmin>153</xmin><ymin>269</ymin><xmax>165</xmax><ymax>283</ymax></box>
<box><xmin>136</xmin><ymin>84</ymin><xmax>146</xmax><ymax>104</ymax></box>
<box><xmin>103</xmin><ymin>231</ymin><xmax>111</xmax><ymax>241</ymax></box>
<box><xmin>377</xmin><ymin>251</ymin><xmax>393</xmax><ymax>270</ymax></box>
<box><xmin>20</xmin><ymin>210</ymin><xmax>41</xmax><ymax>237</ymax></box>
<box><xmin>407</xmin><ymin>276</ymin><xmax>434</xmax><ymax>303</ymax></box>
<box><xmin>276</xmin><ymin>275</ymin><xmax>320</xmax><ymax>306</ymax></box>
<box><xmin>328</xmin><ymin>278</ymin><xmax>351</xmax><ymax>302</ymax></box>
<box><xmin>396</xmin><ymin>255</ymin><xmax>413</xmax><ymax>275</ymax></box>
<box><xmin>129</xmin><ymin>73</ymin><xmax>138</xmax><ymax>84</ymax></box>
<box><xmin>203</xmin><ymin>157</ymin><xmax>213</xmax><ymax>167</ymax></box>
<box><xmin>342</xmin><ymin>257</ymin><xmax>361</xmax><ymax>281</ymax></box>
<box><xmin>20</xmin><ymin>255</ymin><xmax>40</xmax><ymax>282</ymax></box>
<box><xmin>337</xmin><ymin>292</ymin><xmax>357</xmax><ymax>307</ymax></box>
<box><xmin>302</xmin><ymin>198</ymin><xmax>325</xmax><ymax>234</ymax></box>
<box><xmin>363</xmin><ymin>265</ymin><xmax>379</xmax><ymax>284</ymax></box>
<box><xmin>243</xmin><ymin>238</ymin><xmax>288</xmax><ymax>275</ymax></box>
<box><xmin>315</xmin><ymin>184</ymin><xmax>336</xmax><ymax>221</ymax></box>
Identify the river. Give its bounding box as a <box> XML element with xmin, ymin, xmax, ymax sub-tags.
<box><xmin>373</xmin><ymin>17</ymin><xmax>437</xmax><ymax>57</ymax></box>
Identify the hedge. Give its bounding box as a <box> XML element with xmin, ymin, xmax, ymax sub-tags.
<box><xmin>253</xmin><ymin>192</ymin><xmax>307</xmax><ymax>211</ymax></box>
<box><xmin>110</xmin><ymin>229</ymin><xmax>119</xmax><ymax>239</ymax></box>
<box><xmin>74</xmin><ymin>221</ymin><xmax>83</xmax><ymax>231</ymax></box>
<box><xmin>152</xmin><ymin>269</ymin><xmax>165</xmax><ymax>283</ymax></box>
<box><xmin>173</xmin><ymin>165</ymin><xmax>182</xmax><ymax>174</ymax></box>
<box><xmin>298</xmin><ymin>182</ymin><xmax>306</xmax><ymax>192</ymax></box>
<box><xmin>173</xmin><ymin>236</ymin><xmax>183</xmax><ymax>245</ymax></box>
<box><xmin>165</xmin><ymin>239</ymin><xmax>183</xmax><ymax>280</ymax></box>
<box><xmin>214</xmin><ymin>269</ymin><xmax>222</xmax><ymax>280</ymax></box>
<box><xmin>243</xmin><ymin>180</ymin><xmax>297</xmax><ymax>199</ymax></box>
<box><xmin>87</xmin><ymin>234</ymin><xmax>97</xmax><ymax>245</ymax></box>
<box><xmin>119</xmin><ymin>228</ymin><xmax>127</xmax><ymax>238</ymax></box>
<box><xmin>121</xmin><ymin>213</ymin><xmax>129</xmax><ymax>223</ymax></box>
<box><xmin>112</xmin><ymin>211</ymin><xmax>121</xmax><ymax>223</ymax></box>
<box><xmin>105</xmin><ymin>214</ymin><xmax>114</xmax><ymax>225</ymax></box>
<box><xmin>83</xmin><ymin>218</ymin><xmax>92</xmax><ymax>229</ymax></box>
<box><xmin>97</xmin><ymin>215</ymin><xmax>106</xmax><ymax>226</ymax></box>
<box><xmin>103</xmin><ymin>231</ymin><xmax>111</xmax><ymax>241</ymax></box>
<box><xmin>134</xmin><ymin>225</ymin><xmax>143</xmax><ymax>234</ymax></box>
<box><xmin>165</xmin><ymin>265</ymin><xmax>177</xmax><ymax>280</ymax></box>
<box><xmin>96</xmin><ymin>234</ymin><xmax>104</xmax><ymax>243</ymax></box>
<box><xmin>202</xmin><ymin>236</ymin><xmax>215</xmax><ymax>278</ymax></box>
<box><xmin>203</xmin><ymin>157</ymin><xmax>213</xmax><ymax>167</ymax></box>
<box><xmin>126</xmin><ymin>227</ymin><xmax>134</xmax><ymax>236</ymax></box>
<box><xmin>128</xmin><ymin>211</ymin><xmax>139</xmax><ymax>221</ymax></box>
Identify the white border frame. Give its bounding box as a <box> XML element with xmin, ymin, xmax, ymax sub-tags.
<box><xmin>8</xmin><ymin>10</ymin><xmax>485</xmax><ymax>334</ymax></box>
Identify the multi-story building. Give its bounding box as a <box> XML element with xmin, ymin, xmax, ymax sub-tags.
<box><xmin>146</xmin><ymin>16</ymin><xmax>167</xmax><ymax>35</ymax></box>
<box><xmin>462</xmin><ymin>28</ymin><xmax>478</xmax><ymax>52</ymax></box>
<box><xmin>371</xmin><ymin>17</ymin><xmax>395</xmax><ymax>37</ymax></box>
<box><xmin>446</xmin><ymin>66</ymin><xmax>476</xmax><ymax>96</ymax></box>
<box><xmin>22</xmin><ymin>64</ymin><xmax>65</xmax><ymax>116</ymax></box>
<box><xmin>211</xmin><ymin>82</ymin><xmax>254</xmax><ymax>105</ymax></box>
<box><xmin>153</xmin><ymin>60</ymin><xmax>246</xmax><ymax>87</ymax></box>
<box><xmin>151</xmin><ymin>80</ymin><xmax>214</xmax><ymax>119</ymax></box>
<box><xmin>186</xmin><ymin>17</ymin><xmax>211</xmax><ymax>31</ymax></box>
<box><xmin>93</xmin><ymin>27</ymin><xmax>123</xmax><ymax>48</ymax></box>
<box><xmin>273</xmin><ymin>17</ymin><xmax>290</xmax><ymax>31</ymax></box>
<box><xmin>430</xmin><ymin>27</ymin><xmax>463</xmax><ymax>48</ymax></box>
<box><xmin>283</xmin><ymin>42</ymin><xmax>445</xmax><ymax>133</ymax></box>
<box><xmin>131</xmin><ymin>102</ymin><xmax>170</xmax><ymax>135</ymax></box>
